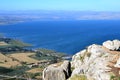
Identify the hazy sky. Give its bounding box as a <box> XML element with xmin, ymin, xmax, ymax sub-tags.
<box><xmin>0</xmin><ymin>0</ymin><xmax>120</xmax><ymax>11</ymax></box>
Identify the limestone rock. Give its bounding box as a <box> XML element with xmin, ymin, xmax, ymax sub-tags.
<box><xmin>43</xmin><ymin>60</ymin><xmax>71</xmax><ymax>80</ymax></box>
<box><xmin>103</xmin><ymin>40</ymin><xmax>120</xmax><ymax>50</ymax></box>
<box><xmin>71</xmin><ymin>44</ymin><xmax>111</xmax><ymax>80</ymax></box>
<box><xmin>43</xmin><ymin>40</ymin><xmax>120</xmax><ymax>80</ymax></box>
<box><xmin>114</xmin><ymin>57</ymin><xmax>120</xmax><ymax>68</ymax></box>
<box><xmin>71</xmin><ymin>68</ymin><xmax>84</xmax><ymax>76</ymax></box>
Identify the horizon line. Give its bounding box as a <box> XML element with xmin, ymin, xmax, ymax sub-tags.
<box><xmin>0</xmin><ymin>10</ymin><xmax>120</xmax><ymax>12</ymax></box>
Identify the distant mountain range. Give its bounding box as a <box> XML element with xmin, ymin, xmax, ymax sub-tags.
<box><xmin>0</xmin><ymin>10</ymin><xmax>120</xmax><ymax>24</ymax></box>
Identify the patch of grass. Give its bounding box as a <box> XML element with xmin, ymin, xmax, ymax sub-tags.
<box><xmin>69</xmin><ymin>74</ymin><xmax>87</xmax><ymax>80</ymax></box>
<box><xmin>71</xmin><ymin>67</ymin><xmax>75</xmax><ymax>72</ymax></box>
<box><xmin>0</xmin><ymin>53</ymin><xmax>12</xmax><ymax>63</ymax></box>
<box><xmin>110</xmin><ymin>75</ymin><xmax>120</xmax><ymax>80</ymax></box>
<box><xmin>9</xmin><ymin>53</ymin><xmax>39</xmax><ymax>64</ymax></box>
<box><xmin>24</xmin><ymin>72</ymin><xmax>42</xmax><ymax>79</ymax></box>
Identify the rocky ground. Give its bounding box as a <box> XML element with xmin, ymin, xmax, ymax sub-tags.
<box><xmin>43</xmin><ymin>39</ymin><xmax>120</xmax><ymax>80</ymax></box>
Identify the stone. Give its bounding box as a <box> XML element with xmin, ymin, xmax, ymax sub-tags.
<box><xmin>103</xmin><ymin>40</ymin><xmax>120</xmax><ymax>50</ymax></box>
<box><xmin>71</xmin><ymin>68</ymin><xmax>84</xmax><ymax>76</ymax></box>
<box><xmin>114</xmin><ymin>57</ymin><xmax>120</xmax><ymax>68</ymax></box>
<box><xmin>43</xmin><ymin>60</ymin><xmax>71</xmax><ymax>80</ymax></box>
<box><xmin>71</xmin><ymin>44</ymin><xmax>111</xmax><ymax>80</ymax></box>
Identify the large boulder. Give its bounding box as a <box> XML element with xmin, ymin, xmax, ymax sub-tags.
<box><xmin>103</xmin><ymin>40</ymin><xmax>120</xmax><ymax>50</ymax></box>
<box><xmin>71</xmin><ymin>44</ymin><xmax>106</xmax><ymax>69</ymax></box>
<box><xmin>71</xmin><ymin>44</ymin><xmax>111</xmax><ymax>80</ymax></box>
<box><xmin>43</xmin><ymin>60</ymin><xmax>71</xmax><ymax>80</ymax></box>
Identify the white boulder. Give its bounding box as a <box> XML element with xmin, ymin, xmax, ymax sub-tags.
<box><xmin>71</xmin><ymin>44</ymin><xmax>111</xmax><ymax>80</ymax></box>
<box><xmin>103</xmin><ymin>40</ymin><xmax>120</xmax><ymax>50</ymax></box>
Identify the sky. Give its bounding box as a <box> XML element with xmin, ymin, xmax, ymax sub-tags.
<box><xmin>0</xmin><ymin>0</ymin><xmax>120</xmax><ymax>11</ymax></box>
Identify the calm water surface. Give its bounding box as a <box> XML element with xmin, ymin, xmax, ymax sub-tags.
<box><xmin>0</xmin><ymin>20</ymin><xmax>120</xmax><ymax>54</ymax></box>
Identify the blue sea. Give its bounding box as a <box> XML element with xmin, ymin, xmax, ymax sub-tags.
<box><xmin>0</xmin><ymin>20</ymin><xmax>120</xmax><ymax>55</ymax></box>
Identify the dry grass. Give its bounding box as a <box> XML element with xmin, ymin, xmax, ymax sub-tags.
<box><xmin>5</xmin><ymin>61</ymin><xmax>21</xmax><ymax>67</ymax></box>
<box><xmin>0</xmin><ymin>41</ymin><xmax>8</xmax><ymax>46</ymax></box>
<box><xmin>69</xmin><ymin>74</ymin><xmax>87</xmax><ymax>80</ymax></box>
<box><xmin>9</xmin><ymin>53</ymin><xmax>39</xmax><ymax>64</ymax></box>
<box><xmin>0</xmin><ymin>61</ymin><xmax>21</xmax><ymax>68</ymax></box>
<box><xmin>26</xmin><ymin>68</ymin><xmax>43</xmax><ymax>74</ymax></box>
<box><xmin>0</xmin><ymin>53</ymin><xmax>21</xmax><ymax>68</ymax></box>
<box><xmin>0</xmin><ymin>52</ymin><xmax>39</xmax><ymax>68</ymax></box>
<box><xmin>0</xmin><ymin>53</ymin><xmax>12</xmax><ymax>63</ymax></box>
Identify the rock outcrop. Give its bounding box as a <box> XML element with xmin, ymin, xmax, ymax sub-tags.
<box><xmin>114</xmin><ymin>57</ymin><xmax>120</xmax><ymax>68</ymax></box>
<box><xmin>71</xmin><ymin>44</ymin><xmax>111</xmax><ymax>80</ymax></box>
<box><xmin>103</xmin><ymin>39</ymin><xmax>120</xmax><ymax>50</ymax></box>
<box><xmin>43</xmin><ymin>60</ymin><xmax>71</xmax><ymax>80</ymax></box>
<box><xmin>43</xmin><ymin>39</ymin><xmax>120</xmax><ymax>80</ymax></box>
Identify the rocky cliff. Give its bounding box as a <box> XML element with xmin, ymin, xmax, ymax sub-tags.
<box><xmin>43</xmin><ymin>39</ymin><xmax>120</xmax><ymax>80</ymax></box>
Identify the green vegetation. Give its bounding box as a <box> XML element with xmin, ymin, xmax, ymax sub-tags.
<box><xmin>24</xmin><ymin>72</ymin><xmax>42</xmax><ymax>79</ymax></box>
<box><xmin>69</xmin><ymin>74</ymin><xmax>87</xmax><ymax>80</ymax></box>
<box><xmin>0</xmin><ymin>38</ymin><xmax>32</xmax><ymax>54</ymax></box>
<box><xmin>8</xmin><ymin>39</ymin><xmax>31</xmax><ymax>48</ymax></box>
<box><xmin>36</xmin><ymin>48</ymin><xmax>56</xmax><ymax>54</ymax></box>
<box><xmin>0</xmin><ymin>36</ymin><xmax>66</xmax><ymax>80</ymax></box>
<box><xmin>30</xmin><ymin>48</ymin><xmax>65</xmax><ymax>63</ymax></box>
<box><xmin>71</xmin><ymin>67</ymin><xmax>75</xmax><ymax>72</ymax></box>
<box><xmin>0</xmin><ymin>37</ymin><xmax>31</xmax><ymax>48</ymax></box>
<box><xmin>35</xmin><ymin>48</ymin><xmax>65</xmax><ymax>57</ymax></box>
<box><xmin>110</xmin><ymin>75</ymin><xmax>120</xmax><ymax>80</ymax></box>
<box><xmin>3</xmin><ymin>78</ymin><xmax>26</xmax><ymax>80</ymax></box>
<box><xmin>7</xmin><ymin>66</ymin><xmax>29</xmax><ymax>76</ymax></box>
<box><xmin>0</xmin><ymin>67</ymin><xmax>13</xmax><ymax>74</ymax></box>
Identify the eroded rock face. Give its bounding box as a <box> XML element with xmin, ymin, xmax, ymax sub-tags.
<box><xmin>103</xmin><ymin>40</ymin><xmax>120</xmax><ymax>50</ymax></box>
<box><xmin>114</xmin><ymin>57</ymin><xmax>120</xmax><ymax>68</ymax></box>
<box><xmin>71</xmin><ymin>44</ymin><xmax>111</xmax><ymax>80</ymax></box>
<box><xmin>43</xmin><ymin>60</ymin><xmax>71</xmax><ymax>80</ymax></box>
